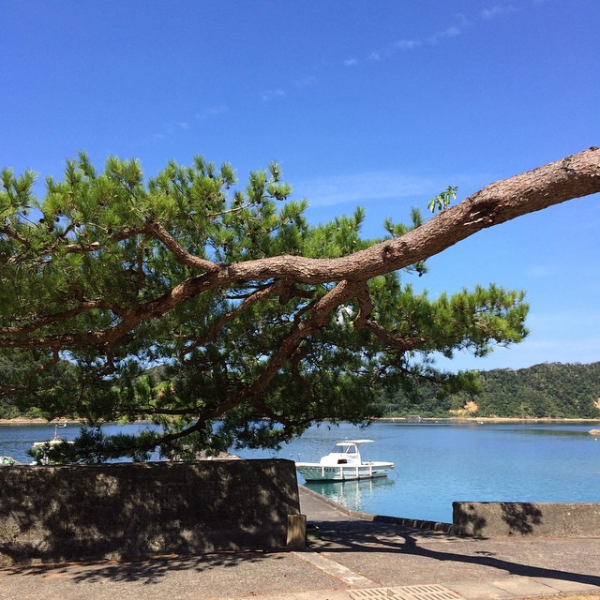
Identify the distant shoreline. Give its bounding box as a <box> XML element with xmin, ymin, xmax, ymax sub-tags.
<box><xmin>2</xmin><ymin>416</ymin><xmax>600</xmax><ymax>426</ymax></box>
<box><xmin>377</xmin><ymin>416</ymin><xmax>600</xmax><ymax>424</ymax></box>
<box><xmin>0</xmin><ymin>418</ymin><xmax>85</xmax><ymax>426</ymax></box>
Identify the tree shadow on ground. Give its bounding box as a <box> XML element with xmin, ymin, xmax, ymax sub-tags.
<box><xmin>308</xmin><ymin>518</ymin><xmax>600</xmax><ymax>588</ymax></box>
<box><xmin>0</xmin><ymin>551</ymin><xmax>285</xmax><ymax>585</ymax></box>
<box><xmin>2</xmin><ymin>518</ymin><xmax>599</xmax><ymax>591</ymax></box>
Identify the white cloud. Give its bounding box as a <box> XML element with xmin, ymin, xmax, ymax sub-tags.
<box><xmin>428</xmin><ymin>25</ymin><xmax>462</xmax><ymax>44</ymax></box>
<box><xmin>524</xmin><ymin>264</ymin><xmax>557</xmax><ymax>278</ymax></box>
<box><xmin>328</xmin><ymin>5</ymin><xmax>520</xmax><ymax>75</ymax></box>
<box><xmin>164</xmin><ymin>121</ymin><xmax>189</xmax><ymax>134</ymax></box>
<box><xmin>250</xmin><ymin>5</ymin><xmax>521</xmax><ymax>110</ymax></box>
<box><xmin>195</xmin><ymin>105</ymin><xmax>229</xmax><ymax>120</ymax></box>
<box><xmin>293</xmin><ymin>75</ymin><xmax>317</xmax><ymax>88</ymax></box>
<box><xmin>131</xmin><ymin>119</ymin><xmax>191</xmax><ymax>147</ymax></box>
<box><xmin>454</xmin><ymin>13</ymin><xmax>472</xmax><ymax>28</ymax></box>
<box><xmin>481</xmin><ymin>5</ymin><xmax>518</xmax><ymax>20</ymax></box>
<box><xmin>351</xmin><ymin>5</ymin><xmax>521</xmax><ymax>68</ymax></box>
<box><xmin>261</xmin><ymin>89</ymin><xmax>286</xmax><ymax>102</ymax></box>
<box><xmin>296</xmin><ymin>170</ymin><xmax>446</xmax><ymax>208</ymax></box>
<box><xmin>393</xmin><ymin>39</ymin><xmax>421</xmax><ymax>50</ymax></box>
<box><xmin>512</xmin><ymin>332</ymin><xmax>600</xmax><ymax>367</ymax></box>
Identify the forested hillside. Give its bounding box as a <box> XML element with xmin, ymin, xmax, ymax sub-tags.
<box><xmin>465</xmin><ymin>362</ymin><xmax>600</xmax><ymax>418</ymax></box>
<box><xmin>2</xmin><ymin>359</ymin><xmax>600</xmax><ymax>421</ymax></box>
<box><xmin>374</xmin><ymin>362</ymin><xmax>600</xmax><ymax>419</ymax></box>
<box><xmin>0</xmin><ymin>354</ymin><xmax>79</xmax><ymax>420</ymax></box>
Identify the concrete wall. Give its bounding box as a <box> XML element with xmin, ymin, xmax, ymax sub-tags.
<box><xmin>0</xmin><ymin>459</ymin><xmax>301</xmax><ymax>565</ymax></box>
<box><xmin>453</xmin><ymin>501</ymin><xmax>600</xmax><ymax>537</ymax></box>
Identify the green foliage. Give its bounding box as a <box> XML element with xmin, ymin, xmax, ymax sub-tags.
<box><xmin>0</xmin><ymin>154</ymin><xmax>532</xmax><ymax>460</ymax></box>
<box><xmin>427</xmin><ymin>186</ymin><xmax>457</xmax><ymax>213</ymax></box>
<box><xmin>471</xmin><ymin>362</ymin><xmax>600</xmax><ymax>418</ymax></box>
<box><xmin>27</xmin><ymin>426</ymin><xmax>161</xmax><ymax>464</ymax></box>
<box><xmin>376</xmin><ymin>361</ymin><xmax>600</xmax><ymax>419</ymax></box>
<box><xmin>0</xmin><ymin>351</ymin><xmax>81</xmax><ymax>419</ymax></box>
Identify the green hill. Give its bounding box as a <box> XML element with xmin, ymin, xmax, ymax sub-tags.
<box><xmin>376</xmin><ymin>362</ymin><xmax>600</xmax><ymax>419</ymax></box>
<box><xmin>3</xmin><ymin>358</ymin><xmax>600</xmax><ymax>421</ymax></box>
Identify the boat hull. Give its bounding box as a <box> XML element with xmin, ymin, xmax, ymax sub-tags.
<box><xmin>296</xmin><ymin>461</ymin><xmax>394</xmax><ymax>482</ymax></box>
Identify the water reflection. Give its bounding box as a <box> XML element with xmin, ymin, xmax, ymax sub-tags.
<box><xmin>306</xmin><ymin>476</ymin><xmax>395</xmax><ymax>513</ymax></box>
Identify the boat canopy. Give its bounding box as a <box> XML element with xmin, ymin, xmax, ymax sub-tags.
<box><xmin>335</xmin><ymin>439</ymin><xmax>374</xmax><ymax>446</ymax></box>
<box><xmin>330</xmin><ymin>440</ymin><xmax>374</xmax><ymax>455</ymax></box>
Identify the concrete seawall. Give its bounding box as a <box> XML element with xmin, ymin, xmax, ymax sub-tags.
<box><xmin>300</xmin><ymin>486</ymin><xmax>600</xmax><ymax>539</ymax></box>
<box><xmin>453</xmin><ymin>501</ymin><xmax>600</xmax><ymax>537</ymax></box>
<box><xmin>0</xmin><ymin>459</ymin><xmax>301</xmax><ymax>565</ymax></box>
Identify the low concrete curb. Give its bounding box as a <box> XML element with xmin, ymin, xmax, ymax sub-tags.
<box><xmin>453</xmin><ymin>501</ymin><xmax>600</xmax><ymax>537</ymax></box>
<box><xmin>302</xmin><ymin>487</ymin><xmax>600</xmax><ymax>539</ymax></box>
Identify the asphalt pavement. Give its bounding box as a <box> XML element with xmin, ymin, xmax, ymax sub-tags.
<box><xmin>1</xmin><ymin>485</ymin><xmax>599</xmax><ymax>600</ymax></box>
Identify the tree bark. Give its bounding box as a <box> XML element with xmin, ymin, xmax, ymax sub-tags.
<box><xmin>2</xmin><ymin>147</ymin><xmax>599</xmax><ymax>353</ymax></box>
<box><xmin>219</xmin><ymin>146</ymin><xmax>600</xmax><ymax>284</ymax></box>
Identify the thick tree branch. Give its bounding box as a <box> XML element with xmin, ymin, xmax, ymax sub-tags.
<box><xmin>1</xmin><ymin>148</ymin><xmax>598</xmax><ymax>354</ymax></box>
<box><xmin>3</xmin><ymin>149</ymin><xmax>598</xmax><ymax>455</ymax></box>
<box><xmin>220</xmin><ymin>147</ymin><xmax>600</xmax><ymax>283</ymax></box>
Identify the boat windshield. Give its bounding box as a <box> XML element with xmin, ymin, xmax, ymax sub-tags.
<box><xmin>334</xmin><ymin>443</ymin><xmax>357</xmax><ymax>454</ymax></box>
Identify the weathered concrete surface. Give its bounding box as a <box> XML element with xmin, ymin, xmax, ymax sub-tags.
<box><xmin>1</xmin><ymin>487</ymin><xmax>598</xmax><ymax>600</ymax></box>
<box><xmin>0</xmin><ymin>459</ymin><xmax>301</xmax><ymax>565</ymax></box>
<box><xmin>453</xmin><ymin>501</ymin><xmax>600</xmax><ymax>537</ymax></box>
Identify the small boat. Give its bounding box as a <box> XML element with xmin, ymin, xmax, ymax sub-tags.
<box><xmin>29</xmin><ymin>423</ymin><xmax>73</xmax><ymax>465</ymax></box>
<box><xmin>0</xmin><ymin>456</ymin><xmax>19</xmax><ymax>466</ymax></box>
<box><xmin>30</xmin><ymin>439</ymin><xmax>73</xmax><ymax>465</ymax></box>
<box><xmin>295</xmin><ymin>439</ymin><xmax>394</xmax><ymax>482</ymax></box>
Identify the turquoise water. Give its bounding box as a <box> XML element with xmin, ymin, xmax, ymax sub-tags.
<box><xmin>237</xmin><ymin>421</ymin><xmax>600</xmax><ymax>523</ymax></box>
<box><xmin>2</xmin><ymin>420</ymin><xmax>600</xmax><ymax>523</ymax></box>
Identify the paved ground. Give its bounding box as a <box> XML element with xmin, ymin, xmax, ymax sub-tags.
<box><xmin>1</xmin><ymin>486</ymin><xmax>599</xmax><ymax>600</ymax></box>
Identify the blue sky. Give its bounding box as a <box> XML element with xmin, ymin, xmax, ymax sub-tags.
<box><xmin>1</xmin><ymin>0</ymin><xmax>599</xmax><ymax>372</ymax></box>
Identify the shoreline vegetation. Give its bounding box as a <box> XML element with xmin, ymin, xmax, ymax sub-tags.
<box><xmin>2</xmin><ymin>416</ymin><xmax>600</xmax><ymax>426</ymax></box>
<box><xmin>2</xmin><ymin>362</ymin><xmax>599</xmax><ymax>427</ymax></box>
<box><xmin>3</xmin><ymin>361</ymin><xmax>600</xmax><ymax>430</ymax></box>
<box><xmin>378</xmin><ymin>416</ymin><xmax>600</xmax><ymax>423</ymax></box>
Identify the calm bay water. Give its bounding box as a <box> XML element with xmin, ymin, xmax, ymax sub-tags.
<box><xmin>0</xmin><ymin>422</ymin><xmax>156</xmax><ymax>465</ymax></box>
<box><xmin>2</xmin><ymin>420</ymin><xmax>600</xmax><ymax>523</ymax></box>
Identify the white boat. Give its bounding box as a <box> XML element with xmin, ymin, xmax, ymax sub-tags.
<box><xmin>0</xmin><ymin>456</ymin><xmax>19</xmax><ymax>466</ymax></box>
<box><xmin>30</xmin><ymin>423</ymin><xmax>73</xmax><ymax>465</ymax></box>
<box><xmin>295</xmin><ymin>439</ymin><xmax>394</xmax><ymax>482</ymax></box>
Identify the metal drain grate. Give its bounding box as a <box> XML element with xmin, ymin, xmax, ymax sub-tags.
<box><xmin>349</xmin><ymin>584</ymin><xmax>464</xmax><ymax>600</ymax></box>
